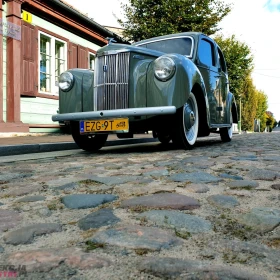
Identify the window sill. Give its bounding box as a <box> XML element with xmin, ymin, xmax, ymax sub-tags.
<box><xmin>21</xmin><ymin>92</ymin><xmax>59</xmax><ymax>100</ymax></box>
<box><xmin>37</xmin><ymin>93</ymin><xmax>59</xmax><ymax>100</ymax></box>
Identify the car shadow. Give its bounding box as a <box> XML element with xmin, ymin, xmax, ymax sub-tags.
<box><xmin>81</xmin><ymin>134</ymin><xmax>227</xmax><ymax>155</ymax></box>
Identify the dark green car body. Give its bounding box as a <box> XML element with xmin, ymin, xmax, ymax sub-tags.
<box><xmin>52</xmin><ymin>32</ymin><xmax>237</xmax><ymax>151</ymax></box>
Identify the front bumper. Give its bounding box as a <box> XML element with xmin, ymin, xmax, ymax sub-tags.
<box><xmin>52</xmin><ymin>106</ymin><xmax>177</xmax><ymax>122</ymax></box>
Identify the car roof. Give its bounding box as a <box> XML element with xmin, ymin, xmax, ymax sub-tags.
<box><xmin>133</xmin><ymin>32</ymin><xmax>205</xmax><ymax>46</ymax></box>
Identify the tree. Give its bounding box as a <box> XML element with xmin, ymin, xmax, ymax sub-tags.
<box><xmin>255</xmin><ymin>91</ymin><xmax>268</xmax><ymax>132</ymax></box>
<box><xmin>118</xmin><ymin>0</ymin><xmax>232</xmax><ymax>41</ymax></box>
<box><xmin>214</xmin><ymin>35</ymin><xmax>257</xmax><ymax>131</ymax></box>
<box><xmin>265</xmin><ymin>111</ymin><xmax>277</xmax><ymax>132</ymax></box>
<box><xmin>241</xmin><ymin>77</ymin><xmax>258</xmax><ymax>131</ymax></box>
<box><xmin>214</xmin><ymin>35</ymin><xmax>254</xmax><ymax>102</ymax></box>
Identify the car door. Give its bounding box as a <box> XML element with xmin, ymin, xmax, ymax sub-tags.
<box><xmin>217</xmin><ymin>47</ymin><xmax>229</xmax><ymax>124</ymax></box>
<box><xmin>196</xmin><ymin>37</ymin><xmax>220</xmax><ymax>124</ymax></box>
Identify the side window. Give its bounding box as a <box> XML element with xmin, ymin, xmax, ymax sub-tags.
<box><xmin>198</xmin><ymin>39</ymin><xmax>215</xmax><ymax>67</ymax></box>
<box><xmin>89</xmin><ymin>53</ymin><xmax>95</xmax><ymax>70</ymax></box>
<box><xmin>39</xmin><ymin>31</ymin><xmax>67</xmax><ymax>95</ymax></box>
<box><xmin>217</xmin><ymin>48</ymin><xmax>227</xmax><ymax>73</ymax></box>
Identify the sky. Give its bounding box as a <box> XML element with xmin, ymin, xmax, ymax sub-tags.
<box><xmin>65</xmin><ymin>0</ymin><xmax>280</xmax><ymax>121</ymax></box>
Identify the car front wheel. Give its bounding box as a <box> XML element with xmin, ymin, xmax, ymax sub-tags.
<box><xmin>171</xmin><ymin>92</ymin><xmax>199</xmax><ymax>149</ymax></box>
<box><xmin>70</xmin><ymin>122</ymin><xmax>108</xmax><ymax>152</ymax></box>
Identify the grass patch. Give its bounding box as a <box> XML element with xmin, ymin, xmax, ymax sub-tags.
<box><xmin>47</xmin><ymin>200</ymin><xmax>64</xmax><ymax>211</ymax></box>
<box><xmin>135</xmin><ymin>248</ymin><xmax>149</xmax><ymax>255</ymax></box>
<box><xmin>266</xmin><ymin>239</ymin><xmax>280</xmax><ymax>248</ymax></box>
<box><xmin>223</xmin><ymin>250</ymin><xmax>252</xmax><ymax>264</ymax></box>
<box><xmin>80</xmin><ymin>228</ymin><xmax>98</xmax><ymax>239</ymax></box>
<box><xmin>67</xmin><ymin>221</ymin><xmax>78</xmax><ymax>225</ymax></box>
<box><xmin>0</xmin><ymin>181</ymin><xmax>9</xmax><ymax>185</ymax></box>
<box><xmin>78</xmin><ymin>179</ymin><xmax>102</xmax><ymax>186</ymax></box>
<box><xmin>230</xmin><ymin>186</ymin><xmax>254</xmax><ymax>191</ymax></box>
<box><xmin>105</xmin><ymin>166</ymin><xmax>122</xmax><ymax>170</ymax></box>
<box><xmin>175</xmin><ymin>229</ymin><xmax>191</xmax><ymax>239</ymax></box>
<box><xmin>0</xmin><ymin>194</ymin><xmax>12</xmax><ymax>199</ymax></box>
<box><xmin>129</xmin><ymin>205</ymin><xmax>150</xmax><ymax>213</ymax></box>
<box><xmin>85</xmin><ymin>240</ymin><xmax>104</xmax><ymax>251</ymax></box>
<box><xmin>209</xmin><ymin>213</ymin><xmax>255</xmax><ymax>241</ymax></box>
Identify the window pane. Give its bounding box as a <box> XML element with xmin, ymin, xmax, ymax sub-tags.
<box><xmin>40</xmin><ymin>73</ymin><xmax>51</xmax><ymax>92</ymax></box>
<box><xmin>218</xmin><ymin>48</ymin><xmax>227</xmax><ymax>72</ymax></box>
<box><xmin>39</xmin><ymin>33</ymin><xmax>67</xmax><ymax>95</ymax></box>
<box><xmin>55</xmin><ymin>40</ymin><xmax>65</xmax><ymax>83</ymax></box>
<box><xmin>40</xmin><ymin>35</ymin><xmax>49</xmax><ymax>54</ymax></box>
<box><xmin>198</xmin><ymin>39</ymin><xmax>215</xmax><ymax>66</ymax></box>
<box><xmin>40</xmin><ymin>35</ymin><xmax>51</xmax><ymax>92</ymax></box>
<box><xmin>89</xmin><ymin>54</ymin><xmax>95</xmax><ymax>70</ymax></box>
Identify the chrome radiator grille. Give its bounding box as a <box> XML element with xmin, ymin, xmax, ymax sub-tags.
<box><xmin>94</xmin><ymin>52</ymin><xmax>130</xmax><ymax>111</ymax></box>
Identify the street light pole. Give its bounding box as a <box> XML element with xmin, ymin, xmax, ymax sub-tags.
<box><xmin>239</xmin><ymin>98</ymin><xmax>241</xmax><ymax>133</ymax></box>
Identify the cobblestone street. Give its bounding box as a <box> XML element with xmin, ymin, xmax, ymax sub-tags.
<box><xmin>0</xmin><ymin>132</ymin><xmax>280</xmax><ymax>280</ymax></box>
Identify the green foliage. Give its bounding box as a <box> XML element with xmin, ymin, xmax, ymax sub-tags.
<box><xmin>214</xmin><ymin>35</ymin><xmax>254</xmax><ymax>101</ymax></box>
<box><xmin>119</xmin><ymin>1</ymin><xmax>275</xmax><ymax>131</ymax></box>
<box><xmin>214</xmin><ymin>35</ymin><xmax>273</xmax><ymax>132</ymax></box>
<box><xmin>265</xmin><ymin>111</ymin><xmax>277</xmax><ymax>131</ymax></box>
<box><xmin>255</xmin><ymin>91</ymin><xmax>268</xmax><ymax>132</ymax></box>
<box><xmin>241</xmin><ymin>77</ymin><xmax>258</xmax><ymax>131</ymax></box>
<box><xmin>119</xmin><ymin>0</ymin><xmax>232</xmax><ymax>41</ymax></box>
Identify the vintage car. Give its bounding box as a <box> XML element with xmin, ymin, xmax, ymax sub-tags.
<box><xmin>52</xmin><ymin>32</ymin><xmax>238</xmax><ymax>151</ymax></box>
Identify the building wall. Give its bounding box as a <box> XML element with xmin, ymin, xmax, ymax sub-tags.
<box><xmin>32</xmin><ymin>14</ymin><xmax>100</xmax><ymax>50</ymax></box>
<box><xmin>1</xmin><ymin>0</ymin><xmax>117</xmax><ymax>133</ymax></box>
<box><xmin>2</xmin><ymin>4</ymin><xmax>7</xmax><ymax>122</ymax></box>
<box><xmin>20</xmin><ymin>12</ymin><xmax>100</xmax><ymax>132</ymax></box>
<box><xmin>21</xmin><ymin>98</ymin><xmax>60</xmax><ymax>132</ymax></box>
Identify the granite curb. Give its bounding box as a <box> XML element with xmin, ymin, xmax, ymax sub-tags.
<box><xmin>0</xmin><ymin>138</ymin><xmax>159</xmax><ymax>157</ymax></box>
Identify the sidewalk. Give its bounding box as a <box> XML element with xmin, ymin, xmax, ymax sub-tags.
<box><xmin>0</xmin><ymin>133</ymin><xmax>158</xmax><ymax>156</ymax></box>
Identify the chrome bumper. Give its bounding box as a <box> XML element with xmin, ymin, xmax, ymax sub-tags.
<box><xmin>52</xmin><ymin>106</ymin><xmax>177</xmax><ymax>122</ymax></box>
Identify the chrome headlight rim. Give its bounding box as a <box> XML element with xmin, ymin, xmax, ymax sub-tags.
<box><xmin>154</xmin><ymin>56</ymin><xmax>176</xmax><ymax>82</ymax></box>
<box><xmin>59</xmin><ymin>71</ymin><xmax>74</xmax><ymax>92</ymax></box>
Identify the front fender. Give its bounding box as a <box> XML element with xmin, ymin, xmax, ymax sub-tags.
<box><xmin>59</xmin><ymin>69</ymin><xmax>94</xmax><ymax>114</ymax></box>
<box><xmin>146</xmin><ymin>54</ymin><xmax>207</xmax><ymax>109</ymax></box>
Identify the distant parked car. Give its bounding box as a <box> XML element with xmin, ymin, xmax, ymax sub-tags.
<box><xmin>52</xmin><ymin>32</ymin><xmax>237</xmax><ymax>151</ymax></box>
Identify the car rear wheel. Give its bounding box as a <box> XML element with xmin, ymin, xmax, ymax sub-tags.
<box><xmin>157</xmin><ymin>132</ymin><xmax>171</xmax><ymax>145</ymax></box>
<box><xmin>171</xmin><ymin>92</ymin><xmax>199</xmax><ymax>149</ymax></box>
<box><xmin>220</xmin><ymin>110</ymin><xmax>233</xmax><ymax>142</ymax></box>
<box><xmin>70</xmin><ymin>121</ymin><xmax>108</xmax><ymax>152</ymax></box>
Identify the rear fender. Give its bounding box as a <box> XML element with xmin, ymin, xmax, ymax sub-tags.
<box><xmin>226</xmin><ymin>92</ymin><xmax>238</xmax><ymax>124</ymax></box>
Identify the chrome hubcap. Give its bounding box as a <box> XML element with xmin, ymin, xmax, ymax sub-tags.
<box><xmin>184</xmin><ymin>104</ymin><xmax>195</xmax><ymax>130</ymax></box>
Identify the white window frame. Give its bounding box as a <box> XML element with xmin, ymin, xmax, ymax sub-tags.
<box><xmin>38</xmin><ymin>31</ymin><xmax>67</xmax><ymax>96</ymax></box>
<box><xmin>89</xmin><ymin>52</ymin><xmax>96</xmax><ymax>70</ymax></box>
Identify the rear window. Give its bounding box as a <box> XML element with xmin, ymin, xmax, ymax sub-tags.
<box><xmin>137</xmin><ymin>37</ymin><xmax>193</xmax><ymax>57</ymax></box>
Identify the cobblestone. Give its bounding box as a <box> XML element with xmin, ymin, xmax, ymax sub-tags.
<box><xmin>139</xmin><ymin>257</ymin><xmax>266</xmax><ymax>280</ymax></box>
<box><xmin>120</xmin><ymin>193</ymin><xmax>200</xmax><ymax>210</ymax></box>
<box><xmin>78</xmin><ymin>209</ymin><xmax>121</xmax><ymax>230</ymax></box>
<box><xmin>0</xmin><ymin>132</ymin><xmax>280</xmax><ymax>279</ymax></box>
<box><xmin>4</xmin><ymin>223</ymin><xmax>62</xmax><ymax>245</ymax></box>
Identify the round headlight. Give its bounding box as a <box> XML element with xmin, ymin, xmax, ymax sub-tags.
<box><xmin>154</xmin><ymin>56</ymin><xmax>176</xmax><ymax>81</ymax></box>
<box><xmin>59</xmin><ymin>72</ymin><xmax>74</xmax><ymax>92</ymax></box>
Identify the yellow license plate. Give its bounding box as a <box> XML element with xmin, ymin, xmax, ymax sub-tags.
<box><xmin>80</xmin><ymin>118</ymin><xmax>129</xmax><ymax>133</ymax></box>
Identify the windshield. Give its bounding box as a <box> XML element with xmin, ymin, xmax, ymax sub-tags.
<box><xmin>137</xmin><ymin>37</ymin><xmax>193</xmax><ymax>57</ymax></box>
